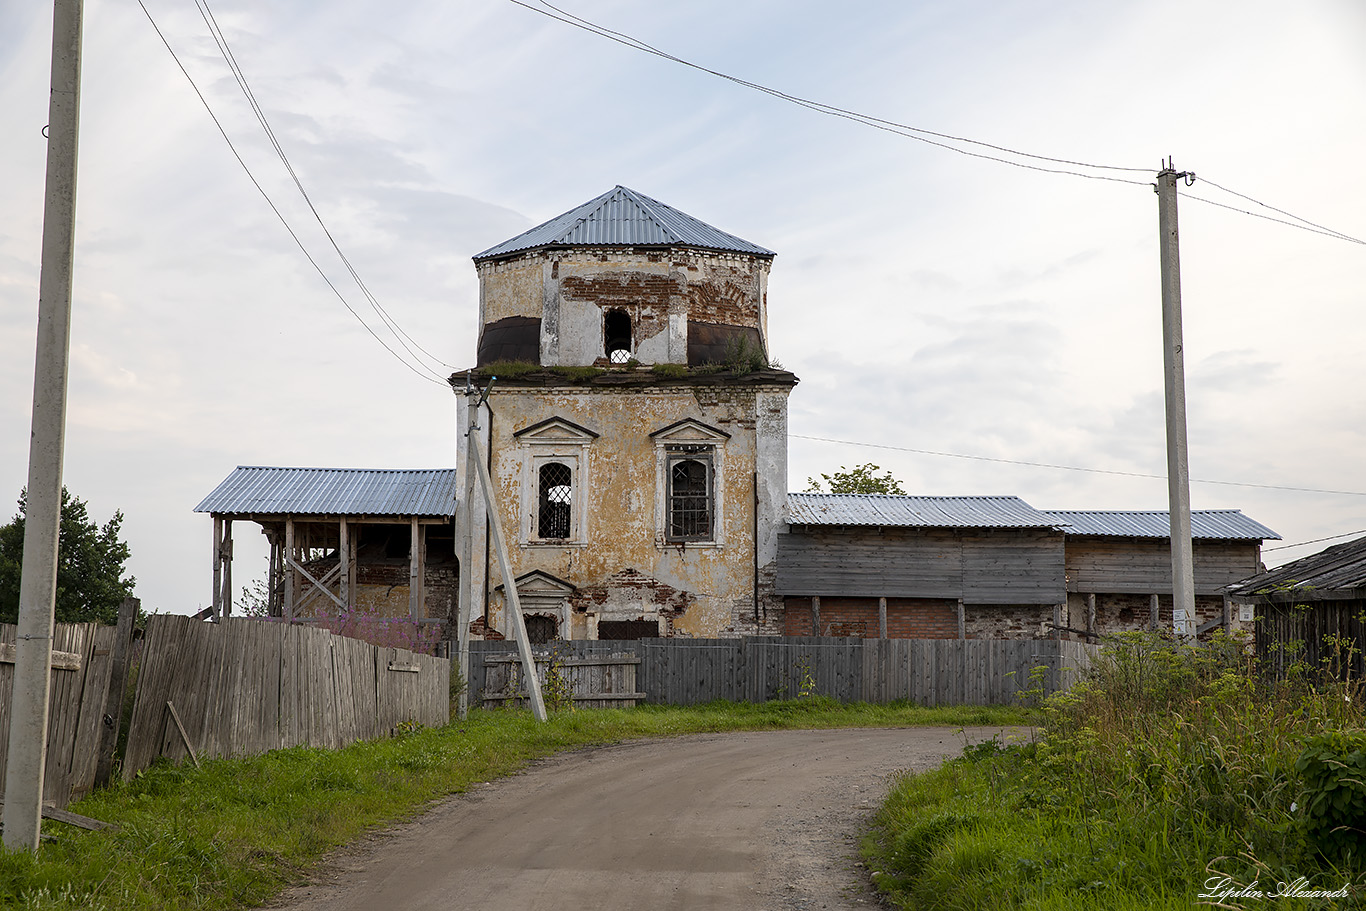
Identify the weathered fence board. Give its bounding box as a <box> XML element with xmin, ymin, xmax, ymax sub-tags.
<box><xmin>123</xmin><ymin>615</ymin><xmax>449</xmax><ymax>779</ymax></box>
<box><xmin>0</xmin><ymin>618</ymin><xmax>132</xmax><ymax>809</ymax></box>
<box><xmin>470</xmin><ymin>637</ymin><xmax>1097</xmax><ymax>708</ymax></box>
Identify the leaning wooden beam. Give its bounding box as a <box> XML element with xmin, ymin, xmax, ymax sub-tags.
<box><xmin>164</xmin><ymin>701</ymin><xmax>200</xmax><ymax>769</ymax></box>
<box><xmin>468</xmin><ymin>430</ymin><xmax>546</xmax><ymax>722</ymax></box>
<box><xmin>0</xmin><ymin>801</ymin><xmax>115</xmax><ymax>831</ymax></box>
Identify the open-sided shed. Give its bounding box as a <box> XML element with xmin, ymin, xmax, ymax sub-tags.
<box><xmin>194</xmin><ymin>467</ymin><xmax>459</xmax><ymax>631</ymax></box>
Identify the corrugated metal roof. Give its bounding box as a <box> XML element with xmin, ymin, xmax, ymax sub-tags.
<box><xmin>1042</xmin><ymin>509</ymin><xmax>1280</xmax><ymax>541</ymax></box>
<box><xmin>787</xmin><ymin>494</ymin><xmax>1058</xmax><ymax>528</ymax></box>
<box><xmin>1228</xmin><ymin>534</ymin><xmax>1366</xmax><ymax>596</ymax></box>
<box><xmin>473</xmin><ymin>186</ymin><xmax>775</xmax><ymax>262</ymax></box>
<box><xmin>194</xmin><ymin>467</ymin><xmax>458</xmax><ymax>518</ymax></box>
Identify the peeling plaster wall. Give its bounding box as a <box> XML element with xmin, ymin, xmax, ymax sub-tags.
<box><xmin>467</xmin><ymin>381</ymin><xmax>790</xmax><ymax>639</ymax></box>
<box><xmin>476</xmin><ymin>248</ymin><xmax>771</xmax><ymax>367</ymax></box>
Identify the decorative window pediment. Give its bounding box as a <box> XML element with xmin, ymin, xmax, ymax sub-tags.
<box><xmin>648</xmin><ymin>418</ymin><xmax>730</xmax><ymax>445</ymax></box>
<box><xmin>513</xmin><ymin>416</ymin><xmax>600</xmax><ymax>444</ymax></box>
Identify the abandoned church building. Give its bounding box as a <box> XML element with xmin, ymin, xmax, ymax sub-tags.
<box><xmin>196</xmin><ymin>186</ymin><xmax>1281</xmax><ymax>647</ymax></box>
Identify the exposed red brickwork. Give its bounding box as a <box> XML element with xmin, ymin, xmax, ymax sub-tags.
<box><xmin>783</xmin><ymin>597</ymin><xmax>959</xmax><ymax>638</ymax></box>
<box><xmin>688</xmin><ymin>276</ymin><xmax>758</xmax><ymax>327</ymax></box>
<box><xmin>568</xmin><ymin>568</ymin><xmax>691</xmax><ymax>617</ymax></box>
<box><xmin>964</xmin><ymin>604</ymin><xmax>1050</xmax><ymax>639</ymax></box>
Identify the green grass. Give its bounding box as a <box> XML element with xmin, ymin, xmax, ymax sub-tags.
<box><xmin>863</xmin><ymin>633</ymin><xmax>1366</xmax><ymax>910</ymax></box>
<box><xmin>0</xmin><ymin>698</ymin><xmax>1026</xmax><ymax>911</ymax></box>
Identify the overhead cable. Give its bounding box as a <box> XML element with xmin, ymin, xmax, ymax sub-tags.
<box><xmin>790</xmin><ymin>433</ymin><xmax>1366</xmax><ymax>497</ymax></box>
<box><xmin>135</xmin><ymin>0</ymin><xmax>448</xmax><ymax>387</ymax></box>
<box><xmin>193</xmin><ymin>0</ymin><xmax>458</xmax><ymax>375</ymax></box>
<box><xmin>510</xmin><ymin>0</ymin><xmax>1151</xmax><ymax>187</ymax></box>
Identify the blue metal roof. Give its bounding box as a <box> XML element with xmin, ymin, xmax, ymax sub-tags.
<box><xmin>473</xmin><ymin>186</ymin><xmax>775</xmax><ymax>262</ymax></box>
<box><xmin>787</xmin><ymin>494</ymin><xmax>1058</xmax><ymax>529</ymax></box>
<box><xmin>1043</xmin><ymin>509</ymin><xmax>1280</xmax><ymax>541</ymax></box>
<box><xmin>194</xmin><ymin>467</ymin><xmax>458</xmax><ymax>518</ymax></box>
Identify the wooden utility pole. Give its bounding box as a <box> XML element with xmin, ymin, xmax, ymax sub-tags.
<box><xmin>4</xmin><ymin>0</ymin><xmax>84</xmax><ymax>853</ymax></box>
<box><xmin>458</xmin><ymin>379</ymin><xmax>545</xmax><ymax>721</ymax></box>
<box><xmin>1156</xmin><ymin>163</ymin><xmax>1197</xmax><ymax>638</ymax></box>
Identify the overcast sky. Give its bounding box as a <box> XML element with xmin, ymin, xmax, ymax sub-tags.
<box><xmin>2</xmin><ymin>0</ymin><xmax>1364</xmax><ymax>615</ymax></box>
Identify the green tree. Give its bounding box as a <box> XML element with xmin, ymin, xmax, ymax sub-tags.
<box><xmin>0</xmin><ymin>487</ymin><xmax>136</xmax><ymax>625</ymax></box>
<box><xmin>804</xmin><ymin>462</ymin><xmax>907</xmax><ymax>495</ymax></box>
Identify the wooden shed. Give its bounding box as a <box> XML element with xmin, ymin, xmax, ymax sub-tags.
<box><xmin>1044</xmin><ymin>509</ymin><xmax>1279</xmax><ymax>638</ymax></box>
<box><xmin>194</xmin><ymin>467</ymin><xmax>459</xmax><ymax>637</ymax></box>
<box><xmin>775</xmin><ymin>495</ymin><xmax>1067</xmax><ymax>639</ymax></box>
<box><xmin>1227</xmin><ymin>534</ymin><xmax>1366</xmax><ymax>681</ymax></box>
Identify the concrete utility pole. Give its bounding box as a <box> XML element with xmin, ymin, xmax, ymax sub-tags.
<box><xmin>4</xmin><ymin>0</ymin><xmax>85</xmax><ymax>853</ymax></box>
<box><xmin>1156</xmin><ymin>163</ymin><xmax>1197</xmax><ymax>639</ymax></box>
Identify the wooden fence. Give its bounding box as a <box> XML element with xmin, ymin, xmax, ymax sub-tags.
<box><xmin>469</xmin><ymin>637</ymin><xmax>1097</xmax><ymax>707</ymax></box>
<box><xmin>481</xmin><ymin>651</ymin><xmax>643</xmax><ymax>708</ymax></box>
<box><xmin>0</xmin><ymin>607</ymin><xmax>136</xmax><ymax>809</ymax></box>
<box><xmin>123</xmin><ymin>615</ymin><xmax>449</xmax><ymax>778</ymax></box>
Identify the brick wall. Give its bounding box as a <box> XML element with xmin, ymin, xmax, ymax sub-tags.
<box><xmin>782</xmin><ymin>597</ymin><xmax>960</xmax><ymax>639</ymax></box>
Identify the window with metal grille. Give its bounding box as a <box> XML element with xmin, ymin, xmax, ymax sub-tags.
<box><xmin>667</xmin><ymin>456</ymin><xmax>712</xmax><ymax>541</ymax></box>
<box><xmin>538</xmin><ymin>462</ymin><xmax>572</xmax><ymax>539</ymax></box>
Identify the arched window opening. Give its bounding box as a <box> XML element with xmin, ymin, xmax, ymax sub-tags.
<box><xmin>538</xmin><ymin>462</ymin><xmax>573</xmax><ymax>539</ymax></box>
<box><xmin>668</xmin><ymin>457</ymin><xmax>711</xmax><ymax>540</ymax></box>
<box><xmin>604</xmin><ymin>309</ymin><xmax>632</xmax><ymax>363</ymax></box>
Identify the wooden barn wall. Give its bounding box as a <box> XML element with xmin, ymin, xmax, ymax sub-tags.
<box><xmin>1255</xmin><ymin>599</ymin><xmax>1366</xmax><ymax>682</ymax></box>
<box><xmin>774</xmin><ymin>528</ymin><xmax>1064</xmax><ymax>604</ymax></box>
<box><xmin>1065</xmin><ymin>538</ymin><xmax>1261</xmax><ymax>595</ymax></box>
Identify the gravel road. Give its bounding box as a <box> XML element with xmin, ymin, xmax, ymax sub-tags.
<box><xmin>268</xmin><ymin>726</ymin><xmax>1023</xmax><ymax>911</ymax></box>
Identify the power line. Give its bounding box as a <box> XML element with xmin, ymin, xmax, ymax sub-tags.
<box><xmin>193</xmin><ymin>0</ymin><xmax>458</xmax><ymax>375</ymax></box>
<box><xmin>510</xmin><ymin>0</ymin><xmax>1151</xmax><ymax>187</ymax></box>
<box><xmin>517</xmin><ymin>2</ymin><xmax>1366</xmax><ymax>246</ymax></box>
<box><xmin>1195</xmin><ymin>176</ymin><xmax>1365</xmax><ymax>245</ymax></box>
<box><xmin>1183</xmin><ymin>182</ymin><xmax>1366</xmax><ymax>246</ymax></box>
<box><xmin>790</xmin><ymin>433</ymin><xmax>1366</xmax><ymax>497</ymax></box>
<box><xmin>135</xmin><ymin>0</ymin><xmax>448</xmax><ymax>387</ymax></box>
<box><xmin>1263</xmin><ymin>529</ymin><xmax>1366</xmax><ymax>553</ymax></box>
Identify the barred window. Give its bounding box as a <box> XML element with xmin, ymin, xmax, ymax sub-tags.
<box><xmin>538</xmin><ymin>462</ymin><xmax>572</xmax><ymax>539</ymax></box>
<box><xmin>667</xmin><ymin>456</ymin><xmax>712</xmax><ymax>541</ymax></box>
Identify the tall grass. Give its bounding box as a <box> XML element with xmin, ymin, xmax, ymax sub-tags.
<box><xmin>865</xmin><ymin>632</ymin><xmax>1366</xmax><ymax>909</ymax></box>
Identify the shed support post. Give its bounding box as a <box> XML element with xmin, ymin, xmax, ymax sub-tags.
<box><xmin>409</xmin><ymin>519</ymin><xmax>423</xmax><ymax>619</ymax></box>
<box><xmin>957</xmin><ymin>599</ymin><xmax>966</xmax><ymax>640</ymax></box>
<box><xmin>878</xmin><ymin>596</ymin><xmax>887</xmax><ymax>640</ymax></box>
<box><xmin>222</xmin><ymin>519</ymin><xmax>233</xmax><ymax>617</ymax></box>
<box><xmin>338</xmin><ymin>518</ymin><xmax>350</xmax><ymax>612</ymax></box>
<box><xmin>1051</xmin><ymin>603</ymin><xmax>1061</xmax><ymax>641</ymax></box>
<box><xmin>1149</xmin><ymin>593</ymin><xmax>1159</xmax><ymax>631</ymax></box>
<box><xmin>284</xmin><ymin>517</ymin><xmax>296</xmax><ymax>621</ymax></box>
<box><xmin>1222</xmin><ymin>594</ymin><xmax>1232</xmax><ymax>632</ymax></box>
<box><xmin>811</xmin><ymin>596</ymin><xmax>820</xmax><ymax>637</ymax></box>
<box><xmin>211</xmin><ymin>516</ymin><xmax>223</xmax><ymax>619</ymax></box>
<box><xmin>1086</xmin><ymin>593</ymin><xmax>1096</xmax><ymax>636</ymax></box>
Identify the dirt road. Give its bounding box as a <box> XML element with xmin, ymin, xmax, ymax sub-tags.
<box><xmin>269</xmin><ymin>726</ymin><xmax>1021</xmax><ymax>911</ymax></box>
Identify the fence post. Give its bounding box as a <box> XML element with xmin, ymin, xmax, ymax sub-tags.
<box><xmin>93</xmin><ymin>597</ymin><xmax>138</xmax><ymax>788</ymax></box>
